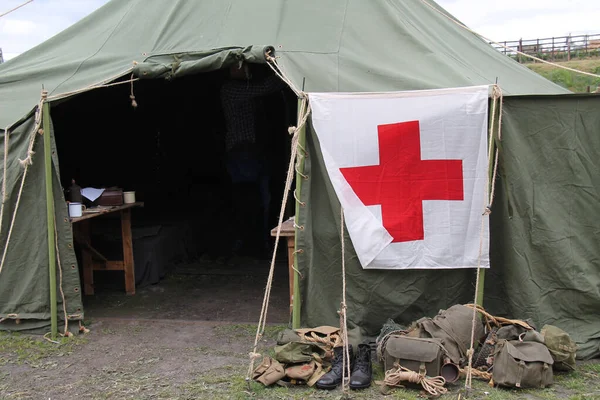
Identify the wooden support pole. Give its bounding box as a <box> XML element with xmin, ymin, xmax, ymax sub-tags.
<box><xmin>292</xmin><ymin>97</ymin><xmax>306</xmax><ymax>330</ymax></box>
<box><xmin>121</xmin><ymin>208</ymin><xmax>135</xmax><ymax>295</ymax></box>
<box><xmin>476</xmin><ymin>92</ymin><xmax>502</xmax><ymax>308</ymax></box>
<box><xmin>42</xmin><ymin>100</ymin><xmax>58</xmax><ymax>340</ymax></box>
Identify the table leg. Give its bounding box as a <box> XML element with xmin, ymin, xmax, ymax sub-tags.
<box><xmin>79</xmin><ymin>220</ymin><xmax>94</xmax><ymax>295</ymax></box>
<box><xmin>121</xmin><ymin>209</ymin><xmax>135</xmax><ymax>295</ymax></box>
<box><xmin>286</xmin><ymin>236</ymin><xmax>295</xmax><ymax>315</ymax></box>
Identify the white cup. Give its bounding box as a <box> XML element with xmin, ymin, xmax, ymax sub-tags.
<box><xmin>123</xmin><ymin>191</ymin><xmax>136</xmax><ymax>204</ymax></box>
<box><xmin>68</xmin><ymin>202</ymin><xmax>85</xmax><ymax>218</ymax></box>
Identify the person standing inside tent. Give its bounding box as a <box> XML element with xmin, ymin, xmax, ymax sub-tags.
<box><xmin>220</xmin><ymin>62</ymin><xmax>287</xmax><ymax>262</ymax></box>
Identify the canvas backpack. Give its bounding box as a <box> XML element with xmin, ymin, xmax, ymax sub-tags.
<box><xmin>416</xmin><ymin>305</ymin><xmax>486</xmax><ymax>366</ymax></box>
<box><xmin>492</xmin><ymin>339</ymin><xmax>554</xmax><ymax>389</ymax></box>
<box><xmin>383</xmin><ymin>335</ymin><xmax>446</xmax><ymax>377</ymax></box>
<box><xmin>541</xmin><ymin>324</ymin><xmax>577</xmax><ymax>371</ymax></box>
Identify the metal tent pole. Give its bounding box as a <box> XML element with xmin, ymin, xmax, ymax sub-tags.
<box><xmin>42</xmin><ymin>100</ymin><xmax>58</xmax><ymax>340</ymax></box>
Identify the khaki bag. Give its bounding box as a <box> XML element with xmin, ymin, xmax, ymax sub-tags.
<box><xmin>284</xmin><ymin>360</ymin><xmax>327</xmax><ymax>387</ymax></box>
<box><xmin>252</xmin><ymin>356</ymin><xmax>286</xmax><ymax>386</ymax></box>
<box><xmin>274</xmin><ymin>341</ymin><xmax>329</xmax><ymax>364</ymax></box>
<box><xmin>541</xmin><ymin>325</ymin><xmax>577</xmax><ymax>371</ymax></box>
<box><xmin>492</xmin><ymin>339</ymin><xmax>554</xmax><ymax>388</ymax></box>
<box><xmin>384</xmin><ymin>335</ymin><xmax>446</xmax><ymax>377</ymax></box>
<box><xmin>417</xmin><ymin>305</ymin><xmax>485</xmax><ymax>365</ymax></box>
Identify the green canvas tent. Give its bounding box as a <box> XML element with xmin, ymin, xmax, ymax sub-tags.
<box><xmin>1</xmin><ymin>0</ymin><xmax>599</xmax><ymax>359</ymax></box>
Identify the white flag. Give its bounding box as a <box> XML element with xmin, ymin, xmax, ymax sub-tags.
<box><xmin>308</xmin><ymin>86</ymin><xmax>490</xmax><ymax>269</ymax></box>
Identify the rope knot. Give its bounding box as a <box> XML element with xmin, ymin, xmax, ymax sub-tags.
<box><xmin>41</xmin><ymin>90</ymin><xmax>48</xmax><ymax>100</ymax></box>
<box><xmin>483</xmin><ymin>205</ymin><xmax>492</xmax><ymax>216</ymax></box>
<box><xmin>492</xmin><ymin>84</ymin><xmax>503</xmax><ymax>100</ymax></box>
<box><xmin>249</xmin><ymin>352</ymin><xmax>262</xmax><ymax>361</ymax></box>
<box><xmin>288</xmin><ymin>126</ymin><xmax>297</xmax><ymax>135</ymax></box>
<box><xmin>130</xmin><ymin>94</ymin><xmax>138</xmax><ymax>109</ymax></box>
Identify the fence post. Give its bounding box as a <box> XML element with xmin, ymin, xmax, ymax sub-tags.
<box><xmin>518</xmin><ymin>38</ymin><xmax>522</xmax><ymax>63</ymax></box>
<box><xmin>567</xmin><ymin>34</ymin><xmax>571</xmax><ymax>61</ymax></box>
<box><xmin>552</xmin><ymin>37</ymin><xmax>555</xmax><ymax>60</ymax></box>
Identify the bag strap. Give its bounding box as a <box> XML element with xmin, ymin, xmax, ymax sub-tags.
<box><xmin>516</xmin><ymin>360</ymin><xmax>525</xmax><ymax>388</ymax></box>
<box><xmin>307</xmin><ymin>361</ymin><xmax>327</xmax><ymax>387</ymax></box>
<box><xmin>541</xmin><ymin>363</ymin><xmax>549</xmax><ymax>388</ymax></box>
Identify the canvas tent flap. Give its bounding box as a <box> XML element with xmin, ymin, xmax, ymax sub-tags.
<box><xmin>488</xmin><ymin>95</ymin><xmax>600</xmax><ymax>360</ymax></box>
<box><xmin>133</xmin><ymin>46</ymin><xmax>274</xmax><ymax>80</ymax></box>
<box><xmin>298</xmin><ymin>95</ymin><xmax>600</xmax><ymax>360</ymax></box>
<box><xmin>0</xmin><ymin>115</ymin><xmax>83</xmax><ymax>331</ymax></box>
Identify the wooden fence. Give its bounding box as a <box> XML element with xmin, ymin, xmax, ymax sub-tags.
<box><xmin>492</xmin><ymin>33</ymin><xmax>600</xmax><ymax>63</ymax></box>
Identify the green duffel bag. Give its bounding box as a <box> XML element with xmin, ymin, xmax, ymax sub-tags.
<box><xmin>541</xmin><ymin>324</ymin><xmax>577</xmax><ymax>371</ymax></box>
<box><xmin>384</xmin><ymin>335</ymin><xmax>446</xmax><ymax>377</ymax></box>
<box><xmin>493</xmin><ymin>339</ymin><xmax>554</xmax><ymax>389</ymax></box>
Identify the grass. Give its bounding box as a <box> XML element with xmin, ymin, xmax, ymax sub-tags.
<box><xmin>0</xmin><ymin>331</ymin><xmax>86</xmax><ymax>368</ymax></box>
<box><xmin>213</xmin><ymin>323</ymin><xmax>287</xmax><ymax>341</ymax></box>
<box><xmin>526</xmin><ymin>58</ymin><xmax>600</xmax><ymax>92</ymax></box>
<box><xmin>1</xmin><ymin>325</ymin><xmax>599</xmax><ymax>399</ymax></box>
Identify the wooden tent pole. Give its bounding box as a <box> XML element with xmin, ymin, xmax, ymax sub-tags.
<box><xmin>292</xmin><ymin>97</ymin><xmax>306</xmax><ymax>329</ymax></box>
<box><xmin>42</xmin><ymin>101</ymin><xmax>58</xmax><ymax>340</ymax></box>
<box><xmin>475</xmin><ymin>269</ymin><xmax>485</xmax><ymax>307</ymax></box>
<box><xmin>476</xmin><ymin>95</ymin><xmax>500</xmax><ymax>307</ymax></box>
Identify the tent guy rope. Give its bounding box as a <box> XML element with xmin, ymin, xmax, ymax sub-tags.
<box><xmin>418</xmin><ymin>0</ymin><xmax>600</xmax><ymax>80</ymax></box>
<box><xmin>339</xmin><ymin>207</ymin><xmax>351</xmax><ymax>394</ymax></box>
<box><xmin>464</xmin><ymin>84</ymin><xmax>503</xmax><ymax>391</ymax></box>
<box><xmin>0</xmin><ymin>0</ymin><xmax>33</xmax><ymax>18</ymax></box>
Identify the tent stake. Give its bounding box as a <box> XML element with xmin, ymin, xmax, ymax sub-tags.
<box><xmin>292</xmin><ymin>98</ymin><xmax>306</xmax><ymax>330</ymax></box>
<box><xmin>42</xmin><ymin>101</ymin><xmax>58</xmax><ymax>340</ymax></box>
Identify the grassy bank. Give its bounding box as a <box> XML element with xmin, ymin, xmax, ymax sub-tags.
<box><xmin>526</xmin><ymin>58</ymin><xmax>600</xmax><ymax>92</ymax></box>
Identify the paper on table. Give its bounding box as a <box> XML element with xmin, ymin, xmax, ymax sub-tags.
<box><xmin>81</xmin><ymin>187</ymin><xmax>105</xmax><ymax>202</ymax></box>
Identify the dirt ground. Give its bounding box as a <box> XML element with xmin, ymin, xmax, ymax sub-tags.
<box><xmin>1</xmin><ymin>260</ymin><xmax>599</xmax><ymax>400</ymax></box>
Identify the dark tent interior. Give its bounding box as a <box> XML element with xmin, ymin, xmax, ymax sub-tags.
<box><xmin>50</xmin><ymin>65</ymin><xmax>297</xmax><ymax>321</ymax></box>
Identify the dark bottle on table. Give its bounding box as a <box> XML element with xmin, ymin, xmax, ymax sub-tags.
<box><xmin>68</xmin><ymin>179</ymin><xmax>83</xmax><ymax>203</ymax></box>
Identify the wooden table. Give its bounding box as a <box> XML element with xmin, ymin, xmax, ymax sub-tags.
<box><xmin>71</xmin><ymin>202</ymin><xmax>143</xmax><ymax>296</ymax></box>
<box><xmin>270</xmin><ymin>217</ymin><xmax>296</xmax><ymax>314</ymax></box>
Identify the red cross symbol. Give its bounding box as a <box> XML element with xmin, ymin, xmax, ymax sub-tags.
<box><xmin>340</xmin><ymin>121</ymin><xmax>464</xmax><ymax>242</ymax></box>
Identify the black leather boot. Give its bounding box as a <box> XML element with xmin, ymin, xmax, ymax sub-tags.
<box><xmin>316</xmin><ymin>344</ymin><xmax>353</xmax><ymax>390</ymax></box>
<box><xmin>349</xmin><ymin>343</ymin><xmax>372</xmax><ymax>389</ymax></box>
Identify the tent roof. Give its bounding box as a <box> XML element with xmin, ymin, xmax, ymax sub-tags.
<box><xmin>0</xmin><ymin>0</ymin><xmax>569</xmax><ymax>128</ymax></box>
